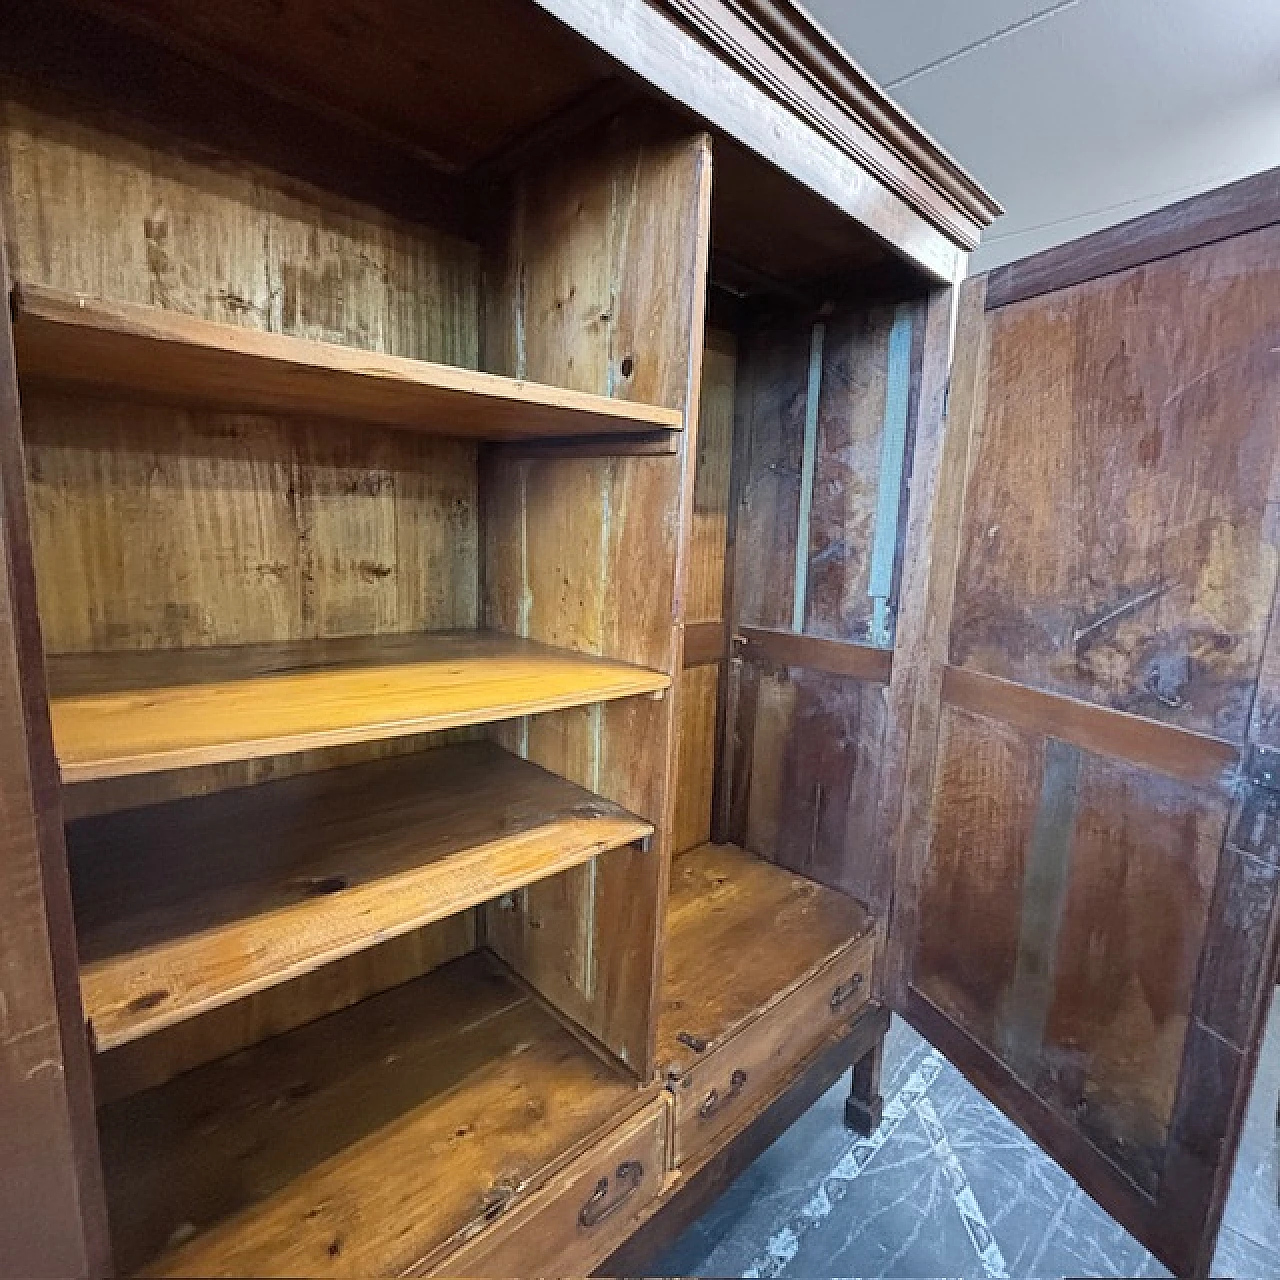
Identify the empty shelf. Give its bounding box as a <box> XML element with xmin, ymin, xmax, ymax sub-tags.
<box><xmin>71</xmin><ymin>741</ymin><xmax>653</xmax><ymax>1051</ymax></box>
<box><xmin>98</xmin><ymin>952</ymin><xmax>647</xmax><ymax>1277</ymax></box>
<box><xmin>11</xmin><ymin>285</ymin><xmax>684</xmax><ymax>441</ymax></box>
<box><xmin>48</xmin><ymin>630</ymin><xmax>671</xmax><ymax>782</ymax></box>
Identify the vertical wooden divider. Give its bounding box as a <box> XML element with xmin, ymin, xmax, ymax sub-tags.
<box><xmin>482</xmin><ymin>108</ymin><xmax>713</xmax><ymax>1078</ymax></box>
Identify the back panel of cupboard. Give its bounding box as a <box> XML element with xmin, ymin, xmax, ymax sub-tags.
<box><xmin>0</xmin><ymin>93</ymin><xmax>490</xmax><ymax>1086</ymax></box>
<box><xmin>724</xmin><ymin>296</ymin><xmax>928</xmax><ymax>912</ymax></box>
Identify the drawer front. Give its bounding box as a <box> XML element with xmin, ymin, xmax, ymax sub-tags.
<box><xmin>673</xmin><ymin>933</ymin><xmax>874</xmax><ymax>1166</ymax></box>
<box><xmin>432</xmin><ymin>1095</ymin><xmax>671</xmax><ymax>1278</ymax></box>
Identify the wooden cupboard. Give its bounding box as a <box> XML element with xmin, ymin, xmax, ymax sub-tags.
<box><xmin>0</xmin><ymin>3</ymin><xmax>1275</xmax><ymax>1279</ymax></box>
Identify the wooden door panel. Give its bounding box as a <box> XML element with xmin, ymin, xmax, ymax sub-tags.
<box><xmin>951</xmin><ymin>225</ymin><xmax>1280</xmax><ymax>741</ymax></box>
<box><xmin>918</xmin><ymin>699</ymin><xmax>1227</xmax><ymax>1197</ymax></box>
<box><xmin>891</xmin><ymin>178</ymin><xmax>1280</xmax><ymax>1277</ymax></box>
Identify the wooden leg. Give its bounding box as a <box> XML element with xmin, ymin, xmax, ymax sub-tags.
<box><xmin>844</xmin><ymin>1033</ymin><xmax>885</xmax><ymax>1135</ymax></box>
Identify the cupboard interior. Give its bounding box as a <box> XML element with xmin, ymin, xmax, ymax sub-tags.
<box><xmin>0</xmin><ymin>0</ymin><xmax>938</xmax><ymax>1271</ymax></box>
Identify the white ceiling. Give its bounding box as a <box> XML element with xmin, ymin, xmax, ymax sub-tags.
<box><xmin>802</xmin><ymin>0</ymin><xmax>1280</xmax><ymax>272</ymax></box>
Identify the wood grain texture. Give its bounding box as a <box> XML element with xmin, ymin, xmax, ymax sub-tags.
<box><xmin>730</xmin><ymin>658</ymin><xmax>887</xmax><ymax>901</ymax></box>
<box><xmin>914</xmin><ymin>706</ymin><xmax>1043</xmax><ymax>1049</ymax></box>
<box><xmin>12</xmin><ymin>285</ymin><xmax>683</xmax><ymax>441</ymax></box>
<box><xmin>49</xmin><ymin>631</ymin><xmax>669</xmax><ymax>783</ymax></box>
<box><xmin>91</xmin><ymin>916</ymin><xmax>476</xmax><ymax>1107</ymax></box>
<box><xmin>951</xmin><ymin>226</ymin><xmax>1280</xmax><ymax>743</ymax></box>
<box><xmin>429</xmin><ymin>1095</ymin><xmax>670</xmax><ymax>1278</ymax></box>
<box><xmin>482</xmin><ymin>107</ymin><xmax>713</xmax><ymax>1076</ymax></box>
<box><xmin>943</xmin><ymin>665</ymin><xmax>1239</xmax><ymax>788</ymax></box>
<box><xmin>1037</xmin><ymin>752</ymin><xmax>1225</xmax><ymax>1194</ymax></box>
<box><xmin>986</xmin><ymin>167</ymin><xmax>1280</xmax><ymax>309</ymax></box>
<box><xmin>70</xmin><ymin>741</ymin><xmax>651</xmax><ymax>1051</ymax></box>
<box><xmin>895</xmin><ymin>207</ymin><xmax>1280</xmax><ymax>1277</ymax></box>
<box><xmin>7</xmin><ymin>95</ymin><xmax>487</xmax><ymax>820</ymax></box>
<box><xmin>658</xmin><ymin>843</ymin><xmax>872</xmax><ymax>1075</ymax></box>
<box><xmin>884</xmin><ymin>281</ymin><xmax>984</xmax><ymax>1006</ymax></box>
<box><xmin>99</xmin><ymin>952</ymin><xmax>652</xmax><ymax>1277</ymax></box>
<box><xmin>732</xmin><ymin>304</ymin><xmax>909</xmax><ymax>643</ymax></box>
<box><xmin>670</xmin><ymin>932</ymin><xmax>874</xmax><ymax>1166</ymax></box>
<box><xmin>686</xmin><ymin>327</ymin><xmax>735</xmax><ymax>625</ymax></box>
<box><xmin>0</xmin><ymin>191</ymin><xmax>110</xmax><ymax>1277</ymax></box>
<box><xmin>603</xmin><ymin>1003</ymin><xmax>889</xmax><ymax>1276</ymax></box>
<box><xmin>76</xmin><ymin>0</ymin><xmax>612</xmax><ymax>173</ymax></box>
<box><xmin>739</xmin><ymin>627</ymin><xmax>893</xmax><ymax>683</ymax></box>
<box><xmin>672</xmin><ymin>662</ymin><xmax>719</xmax><ymax>853</ymax></box>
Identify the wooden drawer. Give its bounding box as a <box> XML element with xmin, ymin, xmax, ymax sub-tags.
<box><xmin>672</xmin><ymin>932</ymin><xmax>874</xmax><ymax>1166</ymax></box>
<box><xmin>430</xmin><ymin>1094</ymin><xmax>671</xmax><ymax>1278</ymax></box>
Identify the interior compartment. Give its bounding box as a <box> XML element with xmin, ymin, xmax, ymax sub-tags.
<box><xmin>0</xmin><ymin>0</ymin><xmax>942</xmax><ymax>1271</ymax></box>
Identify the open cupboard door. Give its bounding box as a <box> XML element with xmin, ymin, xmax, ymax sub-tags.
<box><xmin>886</xmin><ymin>174</ymin><xmax>1280</xmax><ymax>1278</ymax></box>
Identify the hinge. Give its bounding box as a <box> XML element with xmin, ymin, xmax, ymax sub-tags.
<box><xmin>1247</xmin><ymin>745</ymin><xmax>1280</xmax><ymax>792</ymax></box>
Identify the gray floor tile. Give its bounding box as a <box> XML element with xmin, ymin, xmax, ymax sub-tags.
<box><xmin>1212</xmin><ymin>1225</ymin><xmax>1280</xmax><ymax>1279</ymax></box>
<box><xmin>654</xmin><ymin>1003</ymin><xmax>1280</xmax><ymax>1280</ymax></box>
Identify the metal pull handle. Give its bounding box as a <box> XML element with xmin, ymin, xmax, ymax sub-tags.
<box><xmin>699</xmin><ymin>1068</ymin><xmax>748</xmax><ymax>1121</ymax></box>
<box><xmin>830</xmin><ymin>972</ymin><xmax>865</xmax><ymax>1012</ymax></box>
<box><xmin>578</xmin><ymin>1160</ymin><xmax>644</xmax><ymax>1229</ymax></box>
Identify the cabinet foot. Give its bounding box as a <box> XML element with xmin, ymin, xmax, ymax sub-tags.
<box><xmin>844</xmin><ymin>1035</ymin><xmax>885</xmax><ymax>1136</ymax></box>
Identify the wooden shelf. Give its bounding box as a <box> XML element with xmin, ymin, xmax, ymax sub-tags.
<box><xmin>70</xmin><ymin>741</ymin><xmax>652</xmax><ymax>1052</ymax></box>
<box><xmin>47</xmin><ymin>630</ymin><xmax>671</xmax><ymax>783</ymax></box>
<box><xmin>658</xmin><ymin>843</ymin><xmax>873</xmax><ymax>1071</ymax></box>
<box><xmin>98</xmin><ymin>951</ymin><xmax>650</xmax><ymax>1277</ymax></box>
<box><xmin>10</xmin><ymin>285</ymin><xmax>684</xmax><ymax>441</ymax></box>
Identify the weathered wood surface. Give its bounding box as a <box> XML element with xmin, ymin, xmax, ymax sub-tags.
<box><xmin>891</xmin><ymin>208</ymin><xmax>1280</xmax><ymax>1277</ymax></box>
<box><xmin>72</xmin><ymin>0</ymin><xmax>613</xmax><ymax>174</ymax></box>
<box><xmin>98</xmin><ymin>952</ymin><xmax>652</xmax><ymax>1277</ymax></box>
<box><xmin>482</xmin><ymin>107</ymin><xmax>713</xmax><ymax>1077</ymax></box>
<box><xmin>430</xmin><ymin>1096</ymin><xmax>671</xmax><ymax>1278</ymax></box>
<box><xmin>71</xmin><ymin>742</ymin><xmax>651</xmax><ymax>1051</ymax></box>
<box><xmin>7</xmin><ymin>95</ymin><xmax>487</xmax><ymax>824</ymax></box>
<box><xmin>986</xmin><ymin>167</ymin><xmax>1280</xmax><ymax>309</ymax></box>
<box><xmin>672</xmin><ymin>328</ymin><xmax>735</xmax><ymax>852</ymax></box>
<box><xmin>658</xmin><ymin>843</ymin><xmax>872</xmax><ymax>1074</ymax></box>
<box><xmin>950</xmin><ymin>226</ymin><xmax>1280</xmax><ymax>743</ymax></box>
<box><xmin>0</xmin><ymin>193</ymin><xmax>110</xmax><ymax>1278</ymax></box>
<box><xmin>92</xmin><ymin>914</ymin><xmax>476</xmax><ymax>1107</ymax></box>
<box><xmin>12</xmin><ymin>285</ymin><xmax>683</xmax><ymax>440</ymax></box>
<box><xmin>729</xmin><ymin>660</ymin><xmax>887</xmax><ymax>900</ymax></box>
<box><xmin>49</xmin><ymin>631</ymin><xmax>669</xmax><ymax>783</ymax></box>
<box><xmin>725</xmin><ymin>298</ymin><xmax>922</xmax><ymax>902</ymax></box>
<box><xmin>673</xmin><ymin>662</ymin><xmax>719</xmax><ymax>854</ymax></box>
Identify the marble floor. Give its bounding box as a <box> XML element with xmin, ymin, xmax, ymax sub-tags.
<box><xmin>654</xmin><ymin>996</ymin><xmax>1280</xmax><ymax>1279</ymax></box>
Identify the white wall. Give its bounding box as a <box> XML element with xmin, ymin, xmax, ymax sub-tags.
<box><xmin>804</xmin><ymin>0</ymin><xmax>1280</xmax><ymax>272</ymax></box>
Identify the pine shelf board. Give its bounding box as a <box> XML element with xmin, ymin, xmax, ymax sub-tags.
<box><xmin>658</xmin><ymin>843</ymin><xmax>874</xmax><ymax>1070</ymax></box>
<box><xmin>98</xmin><ymin>951</ymin><xmax>651</xmax><ymax>1278</ymax></box>
<box><xmin>47</xmin><ymin>630</ymin><xmax>671</xmax><ymax>783</ymax></box>
<box><xmin>71</xmin><ymin>741</ymin><xmax>653</xmax><ymax>1052</ymax></box>
<box><xmin>10</xmin><ymin>284</ymin><xmax>684</xmax><ymax>441</ymax></box>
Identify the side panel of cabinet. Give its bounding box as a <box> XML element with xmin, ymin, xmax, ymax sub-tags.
<box><xmin>0</xmin><ymin>207</ymin><xmax>108</xmax><ymax>1278</ymax></box>
<box><xmin>482</xmin><ymin>107</ymin><xmax>714</xmax><ymax>1076</ymax></box>
<box><xmin>889</xmin><ymin>189</ymin><xmax>1280</xmax><ymax>1277</ymax></box>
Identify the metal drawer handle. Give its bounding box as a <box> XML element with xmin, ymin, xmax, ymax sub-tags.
<box><xmin>830</xmin><ymin>973</ymin><xmax>865</xmax><ymax>1012</ymax></box>
<box><xmin>699</xmin><ymin>1068</ymin><xmax>748</xmax><ymax>1121</ymax></box>
<box><xmin>578</xmin><ymin>1160</ymin><xmax>644</xmax><ymax>1229</ymax></box>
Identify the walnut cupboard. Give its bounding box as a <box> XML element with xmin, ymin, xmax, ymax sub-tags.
<box><xmin>0</xmin><ymin>3</ymin><xmax>1275</xmax><ymax>1279</ymax></box>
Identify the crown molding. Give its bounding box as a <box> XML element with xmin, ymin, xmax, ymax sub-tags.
<box><xmin>653</xmin><ymin>0</ymin><xmax>1003</xmax><ymax>251</ymax></box>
